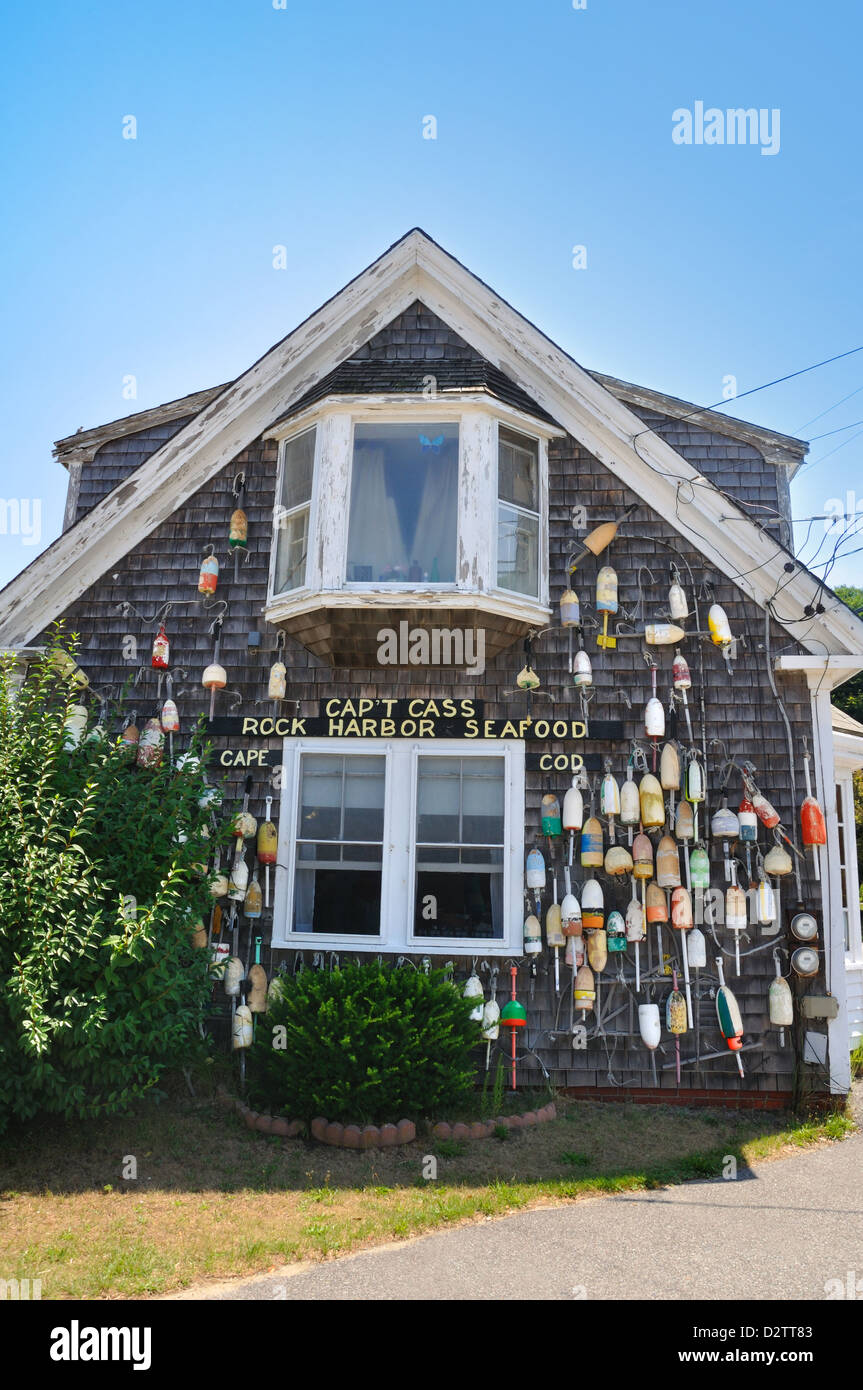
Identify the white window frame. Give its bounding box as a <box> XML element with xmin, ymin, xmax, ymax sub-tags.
<box><xmin>272</xmin><ymin>737</ymin><xmax>525</xmax><ymax>956</ymax></box>
<box><xmin>492</xmin><ymin>420</ymin><xmax>546</xmax><ymax>603</ymax></box>
<box><xmin>267</xmin><ymin>425</ymin><xmax>321</xmax><ymax>601</ymax></box>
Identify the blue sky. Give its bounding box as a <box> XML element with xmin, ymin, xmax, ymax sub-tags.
<box><xmin>1</xmin><ymin>0</ymin><xmax>861</xmax><ymax>589</ymax></box>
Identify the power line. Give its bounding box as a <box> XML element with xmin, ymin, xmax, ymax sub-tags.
<box><xmin>632</xmin><ymin>342</ymin><xmax>863</xmax><ymax>442</ymax></box>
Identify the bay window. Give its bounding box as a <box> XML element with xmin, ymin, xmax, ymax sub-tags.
<box><xmin>264</xmin><ymin>398</ymin><xmax>559</xmax><ymax>665</ymax></box>
<box><xmin>273</xmin><ymin>739</ymin><xmax>524</xmax><ymax>954</ymax></box>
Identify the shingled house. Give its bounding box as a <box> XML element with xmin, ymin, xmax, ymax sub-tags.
<box><xmin>2</xmin><ymin>229</ymin><xmax>862</xmax><ymax>1104</ymax></box>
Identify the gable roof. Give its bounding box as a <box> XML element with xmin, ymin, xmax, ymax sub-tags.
<box><xmin>2</xmin><ymin>228</ymin><xmax>862</xmax><ymax>661</ymax></box>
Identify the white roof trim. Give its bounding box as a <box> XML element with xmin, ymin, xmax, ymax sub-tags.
<box><xmin>1</xmin><ymin>229</ymin><xmax>862</xmax><ymax>660</ymax></box>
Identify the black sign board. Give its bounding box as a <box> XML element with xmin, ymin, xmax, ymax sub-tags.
<box><xmin>206</xmin><ymin>711</ymin><xmax>624</xmax><ymax>742</ymax></box>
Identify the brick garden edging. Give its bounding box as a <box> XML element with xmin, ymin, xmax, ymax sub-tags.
<box><xmin>218</xmin><ymin>1088</ymin><xmax>557</xmax><ymax>1146</ymax></box>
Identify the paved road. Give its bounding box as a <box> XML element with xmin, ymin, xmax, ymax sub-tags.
<box><xmin>176</xmin><ymin>1123</ymin><xmax>863</xmax><ymax>1301</ymax></box>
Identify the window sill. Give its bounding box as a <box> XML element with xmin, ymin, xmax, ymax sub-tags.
<box><xmin>263</xmin><ymin>587</ymin><xmax>551</xmax><ymax>665</ymax></box>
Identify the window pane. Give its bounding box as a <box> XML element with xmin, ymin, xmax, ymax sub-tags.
<box><xmin>294</xmin><ymin>753</ymin><xmax>385</xmax><ymax>936</ymax></box>
<box><xmin>416</xmin><ymin>756</ymin><xmax>461</xmax><ymax>842</ymax></box>
<box><xmin>498</xmin><ymin>427</ymin><xmax>538</xmax><ymax>510</ymax></box>
<box><xmin>462</xmin><ymin>757</ymin><xmax>505</xmax><ymax>843</ymax></box>
<box><xmin>414</xmin><ymin>871</ymin><xmax>502</xmax><ymax>939</ymax></box>
<box><xmin>274</xmin><ymin>506</ymin><xmax>309</xmax><ymax>594</ymax></box>
<box><xmin>414</xmin><ymin>755</ymin><xmax>505</xmax><ymax>939</ymax></box>
<box><xmin>347</xmin><ymin>423</ymin><xmax>458</xmax><ymax>583</ymax></box>
<box><xmin>298</xmin><ymin>754</ymin><xmax>385</xmax><ymax>841</ymax></box>
<box><xmin>497</xmin><ymin>504</ymin><xmax>539</xmax><ymax>596</ymax></box>
<box><xmin>279</xmin><ymin>429</ymin><xmax>315</xmax><ymax>513</ymax></box>
<box><xmin>294</xmin><ymin>865</ymin><xmax>382</xmax><ymax>934</ymax></box>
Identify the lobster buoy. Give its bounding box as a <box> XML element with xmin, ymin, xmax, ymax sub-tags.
<box><xmin>686</xmin><ymin>927</ymin><xmax>707</xmax><ymax>968</ymax></box>
<box><xmin>707</xmin><ymin>604</ymin><xmax>733</xmax><ymax>649</ymax></box>
<box><xmin>580</xmin><ymin>816</ymin><xmax>604</xmax><ymax>867</ymax></box>
<box><xmin>644</xmin><ymin>623</ymin><xmax>686</xmax><ymax>646</ymax></box>
<box><xmin>526</xmin><ymin>847</ymin><xmax>546</xmax><ymax>889</ymax></box>
<box><xmin>625</xmin><ymin>898</ymin><xmax>645</xmax><ymax>941</ymax></box>
<box><xmin>198</xmin><ymin>548</ymin><xmax>219</xmax><ymax>594</ymax></box>
<box><xmin>228</xmin><ymin>853</ymin><xmax>249</xmax><ymax>901</ymax></box>
<box><xmin>233</xmin><ymin>810</ymin><xmax>258</xmax><ymax>842</ymax></box>
<box><xmin>560</xmin><ymin>892</ymin><xmax>582</xmax><ymax>936</ymax></box>
<box><xmin>645</xmin><ymin>881</ymin><xmax>667</xmax><ymax>924</ymax></box>
<box><xmin>541</xmin><ymin>794</ymin><xmax>562</xmax><ymax>838</ymax></box>
<box><xmin>656</xmin><ymin>835</ymin><xmax>681</xmax><ymax>888</ymax></box>
<box><xmin>137</xmin><ymin>717</ymin><xmax>164</xmax><ymax>768</ymax></box>
<box><xmin>715</xmin><ymin>957</ymin><xmax>745</xmax><ymax>1076</ymax></box>
<box><xmin>769</xmin><ymin>957</ymin><xmax>794</xmax><ymax>1028</ymax></box>
<box><xmin>639</xmin><ymin>774</ymin><xmax>665</xmax><ymax>828</ymax></box>
<box><xmin>560</xmin><ymin>588</ymin><xmax>580</xmax><ymax>627</ymax></box>
<box><xmin>587</xmin><ymin>928</ymin><xmax>607</xmax><ymax>972</ymax></box>
<box><xmin>689</xmin><ymin>844</ymin><xmax>710</xmax><ymax>890</ymax></box>
<box><xmin>229</xmin><ymin>507</ymin><xmax>248</xmax><ymax>550</ymax></box>
<box><xmin>644</xmin><ymin>696</ymin><xmax>665</xmax><ymax>740</ymax></box>
<box><xmin>244</xmin><ymin>868</ymin><xmax>263</xmax><ymax>920</ymax></box>
<box><xmin>660</xmin><ymin>742</ymin><xmax>681</xmax><ymax>792</ymax></box>
<box><xmin>464</xmin><ymin>969</ymin><xmax>485</xmax><ymax>1021</ymax></box>
<box><xmin>248</xmin><ymin>937</ymin><xmax>268</xmax><ymax>1013</ymax></box>
<box><xmin>605</xmin><ymin>844</ymin><xmax>633</xmax><ymax>876</ymax></box>
<box><xmin>151</xmin><ymin>623</ymin><xmax>170</xmax><ymax>671</ymax></box>
<box><xmin>224</xmin><ymin>956</ymin><xmax>244</xmax><ymax>997</ymax></box>
<box><xmin>668</xmin><ymin>578</ymin><xmax>689</xmax><ymax>620</ymax></box>
<box><xmin>671</xmin><ymin>886</ymin><xmax>693</xmax><ymax>929</ymax></box>
<box><xmin>574</xmin><ymin>964</ymin><xmax>595</xmax><ymax>1013</ymax></box>
<box><xmin>232</xmin><ymin>1003</ymin><xmax>253</xmax><ymax>1050</ymax></box>
<box><xmin>675</xmin><ymin>801</ymin><xmax>694</xmax><ymax>842</ymax></box>
<box><xmin>632</xmin><ymin>832</ymin><xmax>653</xmax><ymax>879</ymax></box>
<box><xmin>572</xmin><ymin>649</ymin><xmax>593</xmax><ymax>688</ymax></box>
<box><xmin>562</xmin><ymin>778</ymin><xmax>584</xmax><ymax>832</ymax></box>
<box><xmin>523</xmin><ymin>914</ymin><xmax>542</xmax><ymax>956</ymax></box>
<box><xmin>160</xmin><ymin>698</ymin><xmax>180</xmax><ymax>733</ymax></box>
<box><xmin>607</xmin><ymin>910</ymin><xmax>626</xmax><ymax>952</ymax></box>
<box><xmin>481</xmin><ymin>997</ymin><xmax>500</xmax><ymax>1039</ymax></box>
<box><xmin>63</xmin><ymin>704</ymin><xmax>89</xmax><ymax>750</ymax></box>
<box><xmin>620</xmin><ymin>770</ymin><xmax>640</xmax><ymax>830</ymax></box>
<box><xmin>268</xmin><ymin>660</ymin><xmax>287</xmax><ymax>701</ymax></box>
<box><xmin>638</xmin><ymin>1003</ymin><xmax>661</xmax><ymax>1050</ymax></box>
<box><xmin>581</xmin><ymin>879</ymin><xmax>604</xmax><ymax>930</ymax></box>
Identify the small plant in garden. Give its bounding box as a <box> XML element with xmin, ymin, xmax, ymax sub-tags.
<box><xmin>0</xmin><ymin>633</ymin><xmax>226</xmax><ymax>1132</ymax></box>
<box><xmin>250</xmin><ymin>960</ymin><xmax>479</xmax><ymax>1123</ymax></box>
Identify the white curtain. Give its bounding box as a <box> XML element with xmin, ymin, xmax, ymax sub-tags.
<box><xmin>412</xmin><ymin>454</ymin><xmax>458</xmax><ymax>579</ymax></box>
<box><xmin>347</xmin><ymin>447</ymin><xmax>406</xmax><ymax>578</ymax></box>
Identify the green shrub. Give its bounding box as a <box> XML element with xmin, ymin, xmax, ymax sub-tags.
<box><xmin>0</xmin><ymin>634</ymin><xmax>225</xmax><ymax>1132</ymax></box>
<box><xmin>250</xmin><ymin>961</ymin><xmax>479</xmax><ymax>1123</ymax></box>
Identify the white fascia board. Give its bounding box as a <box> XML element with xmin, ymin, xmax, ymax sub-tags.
<box><xmin>773</xmin><ymin>655</ymin><xmax>863</xmax><ymax>690</ymax></box>
<box><xmin>410</xmin><ymin>240</ymin><xmax>863</xmax><ymax>660</ymax></box>
<box><xmin>0</xmin><ymin>236</ymin><xmax>426</xmax><ymax>647</ymax></box>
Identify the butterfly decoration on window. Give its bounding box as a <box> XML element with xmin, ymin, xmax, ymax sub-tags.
<box><xmin>419</xmin><ymin>434</ymin><xmax>445</xmax><ymax>454</ymax></box>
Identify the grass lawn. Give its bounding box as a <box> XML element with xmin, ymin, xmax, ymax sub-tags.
<box><xmin>0</xmin><ymin>1080</ymin><xmax>853</xmax><ymax>1300</ymax></box>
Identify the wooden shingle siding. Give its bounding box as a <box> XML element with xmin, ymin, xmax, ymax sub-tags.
<box><xmin>42</xmin><ymin>306</ymin><xmax>825</xmax><ymax>1094</ymax></box>
<box><xmin>48</xmin><ymin>427</ymin><xmax>818</xmax><ymax>1095</ymax></box>
<box><xmin>74</xmin><ymin>417</ymin><xmax>196</xmax><ymax>525</ymax></box>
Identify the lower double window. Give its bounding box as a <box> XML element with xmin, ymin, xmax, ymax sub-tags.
<box><xmin>274</xmin><ymin>739</ymin><xmax>524</xmax><ymax>955</ymax></box>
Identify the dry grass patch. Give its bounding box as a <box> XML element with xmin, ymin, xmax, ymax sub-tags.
<box><xmin>0</xmin><ymin>1091</ymin><xmax>852</xmax><ymax>1299</ymax></box>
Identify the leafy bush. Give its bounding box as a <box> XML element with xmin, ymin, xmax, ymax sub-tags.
<box><xmin>0</xmin><ymin>634</ymin><xmax>225</xmax><ymax>1132</ymax></box>
<box><xmin>250</xmin><ymin>961</ymin><xmax>479</xmax><ymax>1123</ymax></box>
